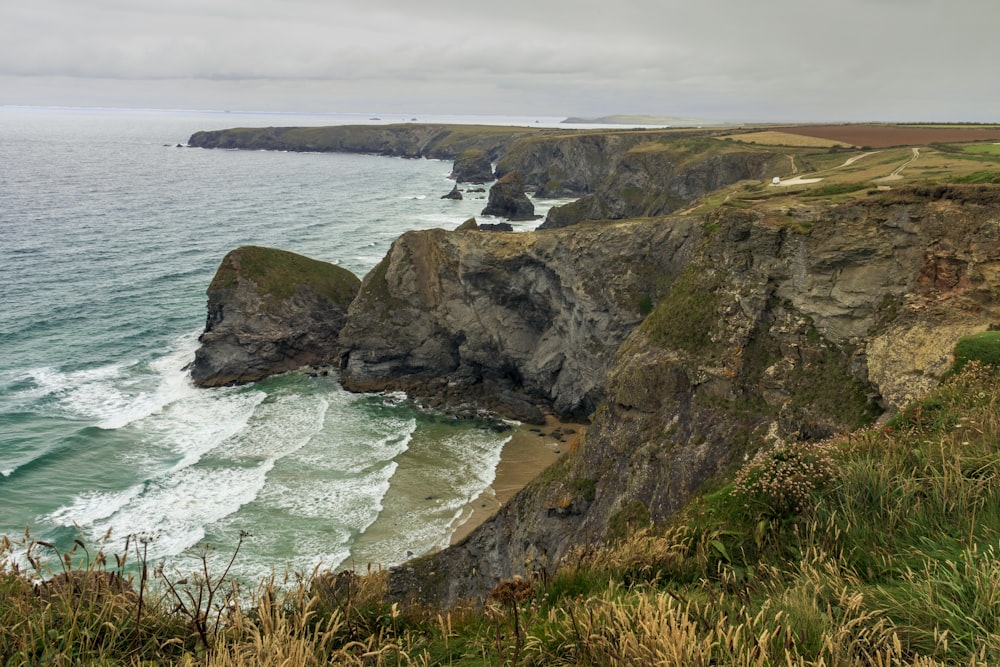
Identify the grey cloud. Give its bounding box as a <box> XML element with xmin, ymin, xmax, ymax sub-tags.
<box><xmin>3</xmin><ymin>0</ymin><xmax>998</xmax><ymax>120</ymax></box>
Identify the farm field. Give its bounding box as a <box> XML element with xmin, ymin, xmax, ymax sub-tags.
<box><xmin>769</xmin><ymin>124</ymin><xmax>1000</xmax><ymax>147</ymax></box>
<box><xmin>720</xmin><ymin>130</ymin><xmax>850</xmax><ymax>148</ymax></box>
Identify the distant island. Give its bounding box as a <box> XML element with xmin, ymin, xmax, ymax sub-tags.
<box><xmin>561</xmin><ymin>113</ymin><xmax>717</xmax><ymax>126</ymax></box>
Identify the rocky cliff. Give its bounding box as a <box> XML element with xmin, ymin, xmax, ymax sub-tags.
<box><xmin>183</xmin><ymin>120</ymin><xmax>1000</xmax><ymax>611</ymax></box>
<box><xmin>384</xmin><ymin>186</ymin><xmax>1000</xmax><ymax>607</ymax></box>
<box><xmin>190</xmin><ymin>246</ymin><xmax>360</xmax><ymax>387</ymax></box>
<box><xmin>338</xmin><ymin>219</ymin><xmax>701</xmax><ymax>423</ymax></box>
<box><xmin>494</xmin><ymin>131</ymin><xmax>650</xmax><ymax>196</ymax></box>
<box><xmin>185</xmin><ymin>124</ymin><xmax>778</xmax><ymax>226</ymax></box>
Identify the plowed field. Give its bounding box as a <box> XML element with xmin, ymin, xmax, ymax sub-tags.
<box><xmin>771</xmin><ymin>125</ymin><xmax>1000</xmax><ymax>148</ymax></box>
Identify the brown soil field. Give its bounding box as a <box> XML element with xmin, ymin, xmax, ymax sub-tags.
<box><xmin>772</xmin><ymin>125</ymin><xmax>1000</xmax><ymax>148</ymax></box>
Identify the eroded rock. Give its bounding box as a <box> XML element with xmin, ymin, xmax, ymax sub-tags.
<box><xmin>481</xmin><ymin>171</ymin><xmax>537</xmax><ymax>221</ymax></box>
<box><xmin>191</xmin><ymin>246</ymin><xmax>360</xmax><ymax>387</ymax></box>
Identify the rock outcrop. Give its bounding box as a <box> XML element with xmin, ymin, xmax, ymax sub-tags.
<box><xmin>384</xmin><ymin>187</ymin><xmax>1000</xmax><ymax>607</ymax></box>
<box><xmin>441</xmin><ymin>185</ymin><xmax>463</xmax><ymax>200</ymax></box>
<box><xmin>480</xmin><ymin>171</ymin><xmax>536</xmax><ymax>221</ymax></box>
<box><xmin>449</xmin><ymin>148</ymin><xmax>494</xmax><ymax>183</ymax></box>
<box><xmin>190</xmin><ymin>246</ymin><xmax>361</xmax><ymax>387</ymax></box>
<box><xmin>338</xmin><ymin>219</ymin><xmax>701</xmax><ymax>422</ymax></box>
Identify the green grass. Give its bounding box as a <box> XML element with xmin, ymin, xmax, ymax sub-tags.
<box><xmin>963</xmin><ymin>143</ymin><xmax>1000</xmax><ymax>155</ymax></box>
<box><xmin>952</xmin><ymin>329</ymin><xmax>1000</xmax><ymax>372</ymax></box>
<box><xmin>955</xmin><ymin>170</ymin><xmax>1000</xmax><ymax>184</ymax></box>
<box><xmin>801</xmin><ymin>181</ymin><xmax>870</xmax><ymax>197</ymax></box>
<box><xmin>209</xmin><ymin>245</ymin><xmax>360</xmax><ymax>305</ymax></box>
<box><xmin>640</xmin><ymin>263</ymin><xmax>722</xmax><ymax>354</ymax></box>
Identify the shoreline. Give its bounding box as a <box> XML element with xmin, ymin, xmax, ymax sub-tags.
<box><xmin>449</xmin><ymin>415</ymin><xmax>584</xmax><ymax>545</ymax></box>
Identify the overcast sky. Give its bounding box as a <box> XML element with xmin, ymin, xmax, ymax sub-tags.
<box><xmin>2</xmin><ymin>0</ymin><xmax>996</xmax><ymax>122</ymax></box>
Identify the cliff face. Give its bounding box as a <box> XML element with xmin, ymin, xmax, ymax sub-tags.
<box><xmin>187</xmin><ymin>124</ymin><xmax>543</xmax><ymax>160</ymax></box>
<box><xmin>385</xmin><ymin>188</ymin><xmax>1000</xmax><ymax>607</ymax></box>
<box><xmin>191</xmin><ymin>246</ymin><xmax>360</xmax><ymax>387</ymax></box>
<box><xmin>495</xmin><ymin>132</ymin><xmax>651</xmax><ymax>196</ymax></box>
<box><xmin>540</xmin><ymin>140</ymin><xmax>784</xmax><ymax>228</ymax></box>
<box><xmin>449</xmin><ymin>148</ymin><xmax>494</xmax><ymax>183</ymax></box>
<box><xmin>338</xmin><ymin>219</ymin><xmax>701</xmax><ymax>423</ymax></box>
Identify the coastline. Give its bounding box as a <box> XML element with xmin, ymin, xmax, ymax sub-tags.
<box><xmin>449</xmin><ymin>415</ymin><xmax>584</xmax><ymax>545</ymax></box>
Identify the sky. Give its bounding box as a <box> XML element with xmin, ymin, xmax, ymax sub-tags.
<box><xmin>2</xmin><ymin>0</ymin><xmax>997</xmax><ymax>122</ymax></box>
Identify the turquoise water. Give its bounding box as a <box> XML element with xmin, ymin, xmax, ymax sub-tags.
<box><xmin>0</xmin><ymin>106</ymin><xmax>560</xmax><ymax>580</ymax></box>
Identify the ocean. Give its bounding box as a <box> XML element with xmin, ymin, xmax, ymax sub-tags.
<box><xmin>0</xmin><ymin>106</ymin><xmax>566</xmax><ymax>582</ymax></box>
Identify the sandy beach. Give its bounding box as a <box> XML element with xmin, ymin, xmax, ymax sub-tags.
<box><xmin>449</xmin><ymin>415</ymin><xmax>584</xmax><ymax>544</ymax></box>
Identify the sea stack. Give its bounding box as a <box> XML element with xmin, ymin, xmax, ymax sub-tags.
<box><xmin>190</xmin><ymin>246</ymin><xmax>361</xmax><ymax>387</ymax></box>
<box><xmin>481</xmin><ymin>171</ymin><xmax>536</xmax><ymax>221</ymax></box>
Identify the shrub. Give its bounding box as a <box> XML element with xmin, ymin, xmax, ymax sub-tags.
<box><xmin>732</xmin><ymin>440</ymin><xmax>836</xmax><ymax>520</ymax></box>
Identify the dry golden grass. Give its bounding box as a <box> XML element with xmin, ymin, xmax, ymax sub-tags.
<box><xmin>721</xmin><ymin>131</ymin><xmax>851</xmax><ymax>148</ymax></box>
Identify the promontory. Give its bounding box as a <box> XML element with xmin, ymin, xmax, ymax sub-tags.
<box><xmin>188</xmin><ymin>121</ymin><xmax>1000</xmax><ymax>611</ymax></box>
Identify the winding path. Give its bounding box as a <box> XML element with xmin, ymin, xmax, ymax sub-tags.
<box><xmin>773</xmin><ymin>150</ymin><xmax>894</xmax><ymax>187</ymax></box>
<box><xmin>874</xmin><ymin>147</ymin><xmax>920</xmax><ymax>183</ymax></box>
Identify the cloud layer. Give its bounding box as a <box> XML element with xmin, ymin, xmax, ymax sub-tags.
<box><xmin>4</xmin><ymin>0</ymin><xmax>997</xmax><ymax>120</ymax></box>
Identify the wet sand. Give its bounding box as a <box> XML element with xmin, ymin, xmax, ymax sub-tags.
<box><xmin>449</xmin><ymin>415</ymin><xmax>584</xmax><ymax>544</ymax></box>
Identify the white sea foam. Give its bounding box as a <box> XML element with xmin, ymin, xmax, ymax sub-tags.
<box><xmin>293</xmin><ymin>413</ymin><xmax>415</xmax><ymax>474</ymax></box>
<box><xmin>91</xmin><ymin>463</ymin><xmax>274</xmax><ymax>560</ymax></box>
<box><xmin>44</xmin><ymin>386</ymin><xmax>330</xmax><ymax>561</ymax></box>
<box><xmin>131</xmin><ymin>388</ymin><xmax>267</xmax><ymax>471</ymax></box>
<box><xmin>9</xmin><ymin>333</ymin><xmax>203</xmax><ymax>431</ymax></box>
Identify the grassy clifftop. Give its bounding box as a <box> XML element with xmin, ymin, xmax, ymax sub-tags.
<box><xmin>209</xmin><ymin>245</ymin><xmax>359</xmax><ymax>305</ymax></box>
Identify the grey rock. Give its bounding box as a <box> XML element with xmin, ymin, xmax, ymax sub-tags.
<box><xmin>190</xmin><ymin>246</ymin><xmax>360</xmax><ymax>387</ymax></box>
<box><xmin>450</xmin><ymin>148</ymin><xmax>494</xmax><ymax>183</ymax></box>
<box><xmin>481</xmin><ymin>171</ymin><xmax>537</xmax><ymax>221</ymax></box>
<box><xmin>339</xmin><ymin>218</ymin><xmax>700</xmax><ymax>422</ymax></box>
<box><xmin>441</xmin><ymin>185</ymin><xmax>463</xmax><ymax>200</ymax></box>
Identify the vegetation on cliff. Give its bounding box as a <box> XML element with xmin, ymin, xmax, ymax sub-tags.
<box><xmin>207</xmin><ymin>245</ymin><xmax>359</xmax><ymax>305</ymax></box>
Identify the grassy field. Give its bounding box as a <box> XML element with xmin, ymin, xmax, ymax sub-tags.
<box><xmin>677</xmin><ymin>136</ymin><xmax>1000</xmax><ymax>216</ymax></box>
<box><xmin>963</xmin><ymin>143</ymin><xmax>1000</xmax><ymax>155</ymax></box>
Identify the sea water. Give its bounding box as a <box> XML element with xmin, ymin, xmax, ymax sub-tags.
<box><xmin>0</xmin><ymin>106</ymin><xmax>565</xmax><ymax>581</ymax></box>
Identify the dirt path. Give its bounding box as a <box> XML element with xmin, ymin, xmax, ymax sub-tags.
<box><xmin>840</xmin><ymin>152</ymin><xmax>880</xmax><ymax>167</ymax></box>
<box><xmin>774</xmin><ymin>150</ymin><xmax>883</xmax><ymax>187</ymax></box>
<box><xmin>874</xmin><ymin>147</ymin><xmax>920</xmax><ymax>183</ymax></box>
